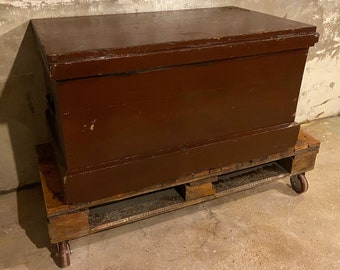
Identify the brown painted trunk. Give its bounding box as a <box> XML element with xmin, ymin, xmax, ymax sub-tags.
<box><xmin>31</xmin><ymin>7</ymin><xmax>318</xmax><ymax>203</ymax></box>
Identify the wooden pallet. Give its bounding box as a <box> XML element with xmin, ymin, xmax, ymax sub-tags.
<box><xmin>36</xmin><ymin>131</ymin><xmax>319</xmax><ymax>268</ymax></box>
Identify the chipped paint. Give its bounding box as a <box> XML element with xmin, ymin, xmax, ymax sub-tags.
<box><xmin>90</xmin><ymin>119</ymin><xmax>97</xmax><ymax>131</ymax></box>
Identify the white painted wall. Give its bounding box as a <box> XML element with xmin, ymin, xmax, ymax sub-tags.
<box><xmin>0</xmin><ymin>0</ymin><xmax>339</xmax><ymax>190</ymax></box>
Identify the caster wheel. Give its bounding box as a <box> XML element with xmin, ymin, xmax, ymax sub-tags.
<box><xmin>57</xmin><ymin>241</ymin><xmax>72</xmax><ymax>268</ymax></box>
<box><xmin>290</xmin><ymin>174</ymin><xmax>309</xmax><ymax>194</ymax></box>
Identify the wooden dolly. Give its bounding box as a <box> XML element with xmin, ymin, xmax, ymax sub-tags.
<box><xmin>36</xmin><ymin>131</ymin><xmax>320</xmax><ymax>268</ymax></box>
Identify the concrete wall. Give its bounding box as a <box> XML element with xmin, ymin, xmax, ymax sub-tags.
<box><xmin>0</xmin><ymin>0</ymin><xmax>339</xmax><ymax>191</ymax></box>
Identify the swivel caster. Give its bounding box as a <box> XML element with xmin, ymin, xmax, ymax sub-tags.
<box><xmin>57</xmin><ymin>241</ymin><xmax>72</xmax><ymax>268</ymax></box>
<box><xmin>290</xmin><ymin>173</ymin><xmax>309</xmax><ymax>194</ymax></box>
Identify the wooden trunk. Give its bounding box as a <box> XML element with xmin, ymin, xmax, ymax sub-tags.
<box><xmin>31</xmin><ymin>7</ymin><xmax>318</xmax><ymax>203</ymax></box>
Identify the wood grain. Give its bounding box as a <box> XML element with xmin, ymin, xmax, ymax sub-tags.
<box><xmin>48</xmin><ymin>210</ymin><xmax>89</xmax><ymax>243</ymax></box>
<box><xmin>176</xmin><ymin>182</ymin><xmax>215</xmax><ymax>201</ymax></box>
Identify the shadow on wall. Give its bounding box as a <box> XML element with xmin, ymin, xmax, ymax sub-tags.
<box><xmin>0</xmin><ymin>23</ymin><xmax>52</xmax><ymax>260</ymax></box>
<box><xmin>0</xmin><ymin>22</ymin><xmax>48</xmax><ymax>189</ymax></box>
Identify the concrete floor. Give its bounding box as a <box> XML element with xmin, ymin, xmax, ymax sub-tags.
<box><xmin>0</xmin><ymin>117</ymin><xmax>339</xmax><ymax>270</ymax></box>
